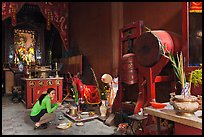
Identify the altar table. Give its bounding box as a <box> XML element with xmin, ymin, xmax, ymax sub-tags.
<box><xmin>21</xmin><ymin>77</ymin><xmax>63</xmax><ymax>109</ymax></box>
<box><xmin>144</xmin><ymin>102</ymin><xmax>202</xmax><ymax>135</ymax></box>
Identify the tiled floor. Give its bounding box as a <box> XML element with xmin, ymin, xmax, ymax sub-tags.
<box><xmin>2</xmin><ymin>95</ymin><xmax>118</xmax><ymax>135</ymax></box>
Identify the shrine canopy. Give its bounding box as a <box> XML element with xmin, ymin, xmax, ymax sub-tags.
<box><xmin>2</xmin><ymin>2</ymin><xmax>69</xmax><ymax>51</ymax></box>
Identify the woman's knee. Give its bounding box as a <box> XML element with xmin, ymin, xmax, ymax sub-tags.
<box><xmin>40</xmin><ymin>112</ymin><xmax>56</xmax><ymax>121</ymax></box>
<box><xmin>49</xmin><ymin>112</ymin><xmax>56</xmax><ymax>119</ymax></box>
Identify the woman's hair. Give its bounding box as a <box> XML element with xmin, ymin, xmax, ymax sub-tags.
<box><xmin>38</xmin><ymin>88</ymin><xmax>55</xmax><ymax>105</ymax></box>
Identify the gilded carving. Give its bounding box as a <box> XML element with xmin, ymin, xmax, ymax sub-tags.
<box><xmin>47</xmin><ymin>80</ymin><xmax>53</xmax><ymax>86</ymax></box>
<box><xmin>29</xmin><ymin>81</ymin><xmax>35</xmax><ymax>87</ymax></box>
<box><xmin>55</xmin><ymin>79</ymin><xmax>60</xmax><ymax>86</ymax></box>
<box><xmin>39</xmin><ymin>81</ymin><xmax>44</xmax><ymax>86</ymax></box>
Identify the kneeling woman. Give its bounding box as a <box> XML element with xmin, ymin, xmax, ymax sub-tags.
<box><xmin>30</xmin><ymin>88</ymin><xmax>61</xmax><ymax>129</ymax></box>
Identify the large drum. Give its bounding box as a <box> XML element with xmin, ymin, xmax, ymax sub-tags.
<box><xmin>134</xmin><ymin>30</ymin><xmax>181</xmax><ymax>67</ymax></box>
<box><xmin>121</xmin><ymin>53</ymin><xmax>138</xmax><ymax>85</ymax></box>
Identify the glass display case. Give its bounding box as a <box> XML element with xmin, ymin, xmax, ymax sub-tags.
<box><xmin>182</xmin><ymin>2</ymin><xmax>202</xmax><ymax>95</ymax></box>
<box><xmin>182</xmin><ymin>2</ymin><xmax>202</xmax><ymax>71</ymax></box>
<box><xmin>13</xmin><ymin>29</ymin><xmax>36</xmax><ymax>66</ymax></box>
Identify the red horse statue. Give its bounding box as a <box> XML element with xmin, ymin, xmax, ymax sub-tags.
<box><xmin>71</xmin><ymin>74</ymin><xmax>101</xmax><ymax>104</ymax></box>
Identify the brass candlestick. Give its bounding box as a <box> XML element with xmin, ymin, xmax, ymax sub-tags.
<box><xmin>55</xmin><ymin>62</ymin><xmax>59</xmax><ymax>78</ymax></box>
<box><xmin>28</xmin><ymin>71</ymin><xmax>32</xmax><ymax>78</ymax></box>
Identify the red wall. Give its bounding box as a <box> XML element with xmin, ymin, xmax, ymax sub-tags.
<box><xmin>124</xmin><ymin>2</ymin><xmax>182</xmax><ymax>34</ymax></box>
<box><xmin>69</xmin><ymin>2</ymin><xmax>183</xmax><ymax>87</ymax></box>
<box><xmin>69</xmin><ymin>2</ymin><xmax>113</xmax><ymax>85</ymax></box>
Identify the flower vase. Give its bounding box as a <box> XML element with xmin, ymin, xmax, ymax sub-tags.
<box><xmin>18</xmin><ymin>61</ymin><xmax>24</xmax><ymax>72</ymax></box>
<box><xmin>100</xmin><ymin>100</ymin><xmax>107</xmax><ymax>117</ymax></box>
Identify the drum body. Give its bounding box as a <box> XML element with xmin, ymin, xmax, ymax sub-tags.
<box><xmin>121</xmin><ymin>53</ymin><xmax>138</xmax><ymax>85</ymax></box>
<box><xmin>135</xmin><ymin>30</ymin><xmax>181</xmax><ymax>67</ymax></box>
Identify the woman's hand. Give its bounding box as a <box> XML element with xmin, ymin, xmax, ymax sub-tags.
<box><xmin>56</xmin><ymin>101</ymin><xmax>62</xmax><ymax>106</ymax></box>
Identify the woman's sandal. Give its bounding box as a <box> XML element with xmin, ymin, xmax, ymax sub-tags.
<box><xmin>34</xmin><ymin>125</ymin><xmax>41</xmax><ymax>130</ymax></box>
<box><xmin>41</xmin><ymin>123</ymin><xmax>48</xmax><ymax>129</ymax></box>
<box><xmin>34</xmin><ymin>123</ymin><xmax>48</xmax><ymax>130</ymax></box>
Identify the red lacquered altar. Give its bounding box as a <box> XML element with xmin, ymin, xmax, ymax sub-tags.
<box><xmin>21</xmin><ymin>77</ymin><xmax>63</xmax><ymax>109</ymax></box>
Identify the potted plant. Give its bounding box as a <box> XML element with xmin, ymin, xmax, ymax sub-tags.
<box><xmin>188</xmin><ymin>67</ymin><xmax>202</xmax><ymax>94</ymax></box>
<box><xmin>188</xmin><ymin>68</ymin><xmax>202</xmax><ymax>110</ymax></box>
<box><xmin>161</xmin><ymin>44</ymin><xmax>201</xmax><ymax>116</ymax></box>
<box><xmin>68</xmin><ymin>72</ymin><xmax>79</xmax><ymax>104</ymax></box>
<box><xmin>100</xmin><ymin>84</ymin><xmax>109</xmax><ymax>101</ymax></box>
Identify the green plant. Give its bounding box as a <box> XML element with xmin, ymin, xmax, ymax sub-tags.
<box><xmin>162</xmin><ymin>51</ymin><xmax>186</xmax><ymax>89</ymax></box>
<box><xmin>100</xmin><ymin>84</ymin><xmax>110</xmax><ymax>100</ymax></box>
<box><xmin>68</xmin><ymin>72</ymin><xmax>78</xmax><ymax>103</ymax></box>
<box><xmin>188</xmin><ymin>68</ymin><xmax>202</xmax><ymax>95</ymax></box>
<box><xmin>189</xmin><ymin>68</ymin><xmax>202</xmax><ymax>87</ymax></box>
<box><xmin>100</xmin><ymin>87</ymin><xmax>107</xmax><ymax>100</ymax></box>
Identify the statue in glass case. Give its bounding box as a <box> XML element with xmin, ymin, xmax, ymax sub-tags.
<box><xmin>14</xmin><ymin>30</ymin><xmax>36</xmax><ymax>66</ymax></box>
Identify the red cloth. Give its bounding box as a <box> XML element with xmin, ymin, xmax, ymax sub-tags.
<box><xmin>84</xmin><ymin>85</ymin><xmax>101</xmax><ymax>104</ymax></box>
<box><xmin>189</xmin><ymin>2</ymin><xmax>202</xmax><ymax>13</ymax></box>
<box><xmin>2</xmin><ymin>2</ymin><xmax>69</xmax><ymax>51</ymax></box>
<box><xmin>73</xmin><ymin>76</ymin><xmax>101</xmax><ymax>104</ymax></box>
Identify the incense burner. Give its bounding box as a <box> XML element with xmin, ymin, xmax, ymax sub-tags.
<box><xmin>170</xmin><ymin>94</ymin><xmax>199</xmax><ymax>117</ymax></box>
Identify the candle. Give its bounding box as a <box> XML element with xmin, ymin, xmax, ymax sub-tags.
<box><xmin>55</xmin><ymin>62</ymin><xmax>58</xmax><ymax>69</ymax></box>
<box><xmin>55</xmin><ymin>62</ymin><xmax>59</xmax><ymax>78</ymax></box>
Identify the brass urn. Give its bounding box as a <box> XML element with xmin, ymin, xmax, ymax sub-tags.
<box><xmin>35</xmin><ymin>66</ymin><xmax>51</xmax><ymax>78</ymax></box>
<box><xmin>69</xmin><ymin>106</ymin><xmax>77</xmax><ymax>117</ymax></box>
<box><xmin>170</xmin><ymin>94</ymin><xmax>199</xmax><ymax>117</ymax></box>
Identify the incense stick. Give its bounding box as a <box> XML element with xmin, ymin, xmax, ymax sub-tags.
<box><xmin>180</xmin><ymin>52</ymin><xmax>184</xmax><ymax>89</ymax></box>
<box><xmin>61</xmin><ymin>93</ymin><xmax>70</xmax><ymax>103</ymax></box>
<box><xmin>90</xmin><ymin>67</ymin><xmax>99</xmax><ymax>88</ymax></box>
<box><xmin>60</xmin><ymin>72</ymin><xmax>74</xmax><ymax>103</ymax></box>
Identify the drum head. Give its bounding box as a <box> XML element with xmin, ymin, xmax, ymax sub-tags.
<box><xmin>135</xmin><ymin>32</ymin><xmax>162</xmax><ymax>67</ymax></box>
